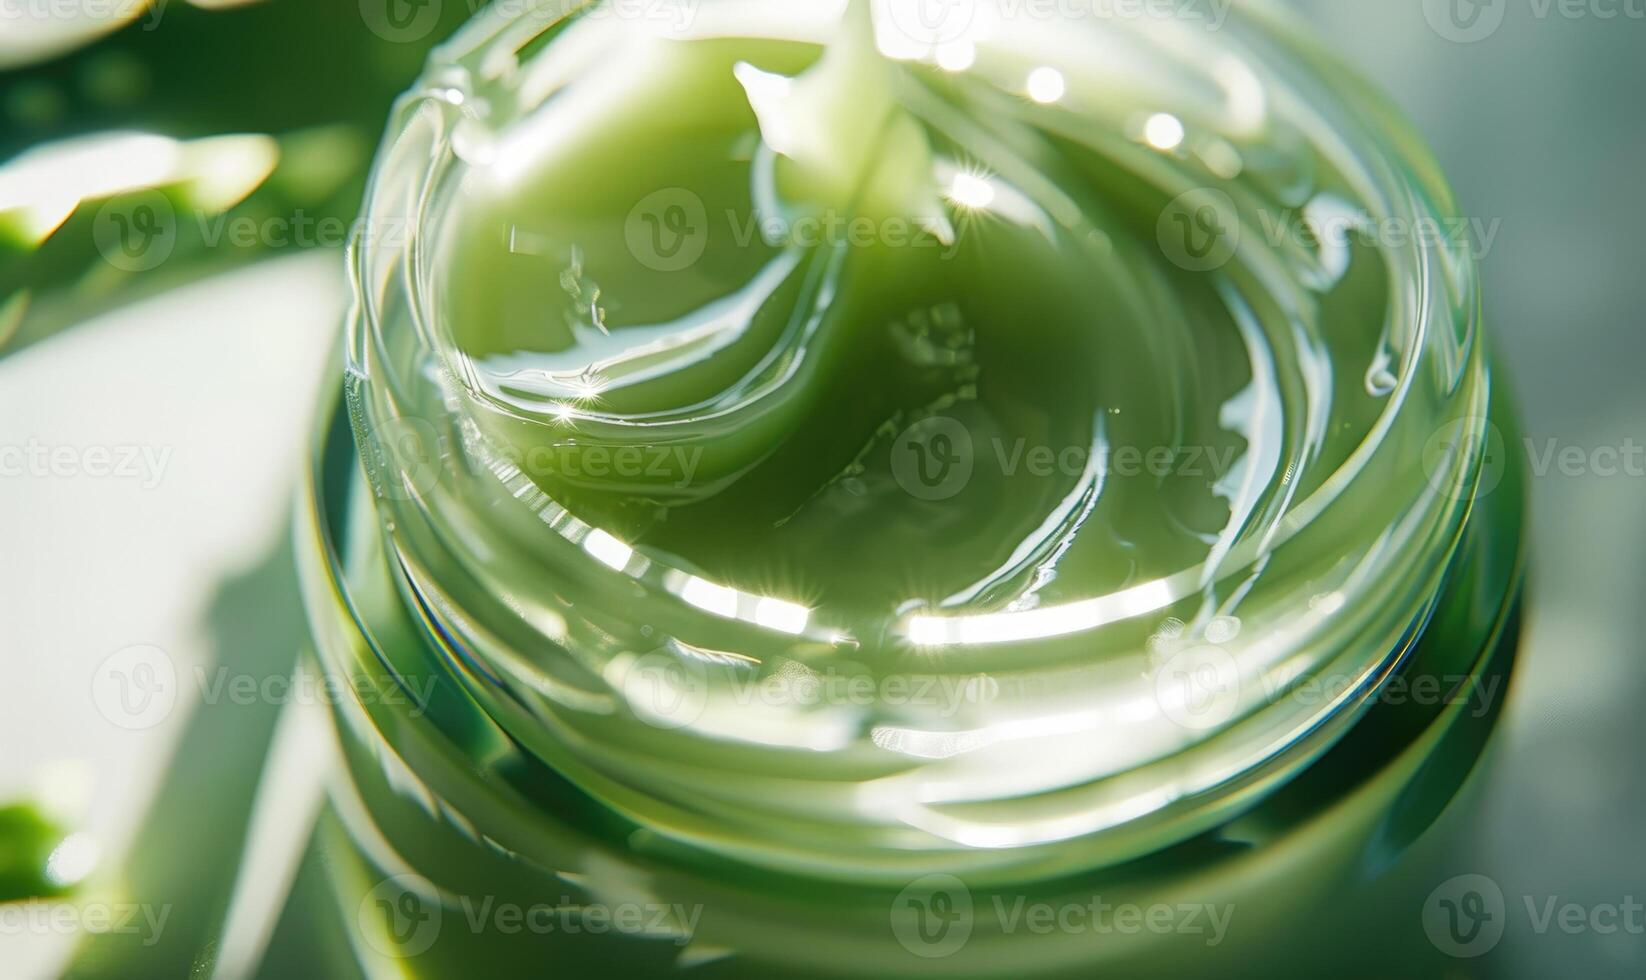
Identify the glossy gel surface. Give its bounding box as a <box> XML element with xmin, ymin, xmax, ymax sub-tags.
<box><xmin>343</xmin><ymin>0</ymin><xmax>1510</xmax><ymax>884</ymax></box>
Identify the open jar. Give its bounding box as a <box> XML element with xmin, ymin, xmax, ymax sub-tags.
<box><xmin>297</xmin><ymin>0</ymin><xmax>1525</xmax><ymax>974</ymax></box>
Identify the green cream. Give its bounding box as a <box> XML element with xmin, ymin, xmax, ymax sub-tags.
<box><xmin>431</xmin><ymin>1</ymin><xmax>1387</xmax><ymax>619</ymax></box>
<box><xmin>311</xmin><ymin>0</ymin><xmax>1524</xmax><ymax>973</ymax></box>
<box><xmin>340</xmin><ymin>0</ymin><xmax>1510</xmax><ymax>881</ymax></box>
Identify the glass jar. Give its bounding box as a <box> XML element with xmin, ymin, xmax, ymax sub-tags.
<box><xmin>297</xmin><ymin>0</ymin><xmax>1525</xmax><ymax>975</ymax></box>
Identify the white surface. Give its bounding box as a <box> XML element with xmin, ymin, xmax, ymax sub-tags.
<box><xmin>0</xmin><ymin>252</ymin><xmax>344</xmax><ymax>978</ymax></box>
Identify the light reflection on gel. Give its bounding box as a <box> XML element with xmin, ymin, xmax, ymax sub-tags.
<box><xmin>340</xmin><ymin>0</ymin><xmax>1512</xmax><ymax>885</ymax></box>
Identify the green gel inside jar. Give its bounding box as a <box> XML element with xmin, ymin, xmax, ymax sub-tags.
<box><xmin>434</xmin><ymin>3</ymin><xmax>1363</xmax><ymax>619</ymax></box>
<box><xmin>304</xmin><ymin>0</ymin><xmax>1526</xmax><ymax>974</ymax></box>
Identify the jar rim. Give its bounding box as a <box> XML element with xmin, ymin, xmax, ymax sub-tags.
<box><xmin>335</xmin><ymin>0</ymin><xmax>1512</xmax><ymax>881</ymax></box>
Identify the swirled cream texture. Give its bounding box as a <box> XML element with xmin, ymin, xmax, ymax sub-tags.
<box><xmin>350</xmin><ymin>0</ymin><xmax>1494</xmax><ymax>881</ymax></box>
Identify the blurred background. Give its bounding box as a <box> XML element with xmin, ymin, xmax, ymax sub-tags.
<box><xmin>1</xmin><ymin>0</ymin><xmax>1641</xmax><ymax>976</ymax></box>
